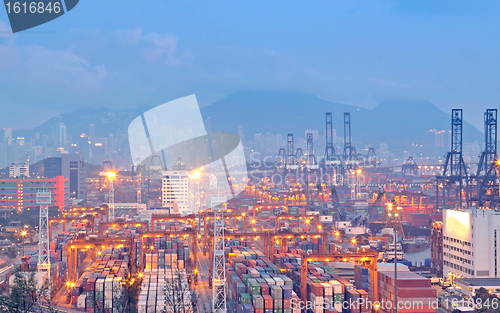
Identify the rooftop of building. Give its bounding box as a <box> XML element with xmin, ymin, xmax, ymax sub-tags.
<box><xmin>446</xmin><ymin>207</ymin><xmax>500</xmax><ymax>216</ymax></box>
<box><xmin>455</xmin><ymin>277</ymin><xmax>500</xmax><ymax>287</ymax></box>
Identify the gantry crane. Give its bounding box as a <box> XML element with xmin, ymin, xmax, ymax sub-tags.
<box><xmin>98</xmin><ymin>221</ymin><xmax>149</xmax><ymax>236</ymax></box>
<box><xmin>402</xmin><ymin>156</ymin><xmax>418</xmax><ymax>175</ymax></box>
<box><xmin>63</xmin><ymin>207</ymin><xmax>109</xmax><ymax>222</ymax></box>
<box><xmin>274</xmin><ymin>214</ymin><xmax>321</xmax><ymax>232</ymax></box>
<box><xmin>476</xmin><ymin>160</ymin><xmax>500</xmax><ymax>208</ymax></box>
<box><xmin>49</xmin><ymin>217</ymin><xmax>96</xmax><ymax>240</ymax></box>
<box><xmin>67</xmin><ymin>237</ymin><xmax>135</xmax><ymax>282</ymax></box>
<box><xmin>351</xmin><ymin>187</ymin><xmax>385</xmax><ymax>230</ymax></box>
<box><xmin>437</xmin><ymin>109</ymin><xmax>470</xmax><ymax>209</ymax></box>
<box><xmin>150</xmin><ymin>214</ymin><xmax>196</xmax><ymax>231</ymax></box>
<box><xmin>476</xmin><ymin>109</ymin><xmax>497</xmax><ymax>177</ymax></box>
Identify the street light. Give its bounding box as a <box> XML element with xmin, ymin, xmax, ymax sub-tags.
<box><xmin>21</xmin><ymin>230</ymin><xmax>27</xmax><ymax>257</ymax></box>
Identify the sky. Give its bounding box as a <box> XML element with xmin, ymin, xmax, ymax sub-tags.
<box><xmin>0</xmin><ymin>0</ymin><xmax>499</xmax><ymax>130</ymax></box>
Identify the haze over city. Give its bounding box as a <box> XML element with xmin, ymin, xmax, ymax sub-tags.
<box><xmin>0</xmin><ymin>1</ymin><xmax>499</xmax><ymax>130</ymax></box>
<box><xmin>0</xmin><ymin>2</ymin><xmax>499</xmax><ymax>313</ymax></box>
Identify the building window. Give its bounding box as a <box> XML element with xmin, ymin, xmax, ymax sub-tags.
<box><xmin>477</xmin><ymin>270</ymin><xmax>489</xmax><ymax>277</ymax></box>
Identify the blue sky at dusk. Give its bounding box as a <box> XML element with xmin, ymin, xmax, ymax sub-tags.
<box><xmin>0</xmin><ymin>0</ymin><xmax>499</xmax><ymax>129</ymax></box>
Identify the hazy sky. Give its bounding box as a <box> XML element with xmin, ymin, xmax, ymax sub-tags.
<box><xmin>0</xmin><ymin>1</ymin><xmax>499</xmax><ymax>130</ymax></box>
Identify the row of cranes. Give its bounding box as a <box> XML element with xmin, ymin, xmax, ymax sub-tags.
<box><xmin>275</xmin><ymin>108</ymin><xmax>500</xmax><ymax>210</ymax></box>
<box><xmin>379</xmin><ymin>108</ymin><xmax>499</xmax><ymax>210</ymax></box>
<box><xmin>436</xmin><ymin>109</ymin><xmax>500</xmax><ymax>209</ymax></box>
<box><xmin>275</xmin><ymin>111</ymin><xmax>377</xmax><ymax>187</ymax></box>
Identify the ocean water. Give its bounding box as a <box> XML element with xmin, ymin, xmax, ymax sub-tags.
<box><xmin>405</xmin><ymin>247</ymin><xmax>431</xmax><ymax>266</ymax></box>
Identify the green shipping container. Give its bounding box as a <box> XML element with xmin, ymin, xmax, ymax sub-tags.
<box><xmin>241</xmin><ymin>274</ymin><xmax>251</xmax><ymax>285</ymax></box>
<box><xmin>249</xmin><ymin>282</ymin><xmax>261</xmax><ymax>295</ymax></box>
<box><xmin>240</xmin><ymin>293</ymin><xmax>252</xmax><ymax>304</ymax></box>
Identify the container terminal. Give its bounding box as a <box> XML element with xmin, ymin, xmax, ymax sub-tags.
<box><xmin>1</xmin><ymin>108</ymin><xmax>498</xmax><ymax>313</ymax></box>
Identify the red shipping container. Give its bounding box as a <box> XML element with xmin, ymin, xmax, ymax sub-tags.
<box><xmin>310</xmin><ymin>283</ymin><xmax>324</xmax><ymax>296</ymax></box>
<box><xmin>397</xmin><ymin>287</ymin><xmax>436</xmax><ymax>298</ymax></box>
<box><xmin>283</xmin><ymin>298</ymin><xmax>291</xmax><ymax>309</ymax></box>
<box><xmin>260</xmin><ymin>283</ymin><xmax>269</xmax><ymax>295</ymax></box>
<box><xmin>263</xmin><ymin>295</ymin><xmax>273</xmax><ymax>309</ymax></box>
<box><xmin>357</xmin><ymin>289</ymin><xmax>369</xmax><ymax>313</ymax></box>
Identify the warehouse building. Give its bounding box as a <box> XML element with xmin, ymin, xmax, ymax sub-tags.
<box><xmin>0</xmin><ymin>176</ymin><xmax>69</xmax><ymax>211</ymax></box>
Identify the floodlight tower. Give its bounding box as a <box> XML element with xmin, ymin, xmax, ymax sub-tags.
<box><xmin>37</xmin><ymin>188</ymin><xmax>52</xmax><ymax>301</ymax></box>
<box><xmin>107</xmin><ymin>172</ymin><xmax>116</xmax><ymax>221</ymax></box>
<box><xmin>212</xmin><ymin>207</ymin><xmax>227</xmax><ymax>313</ymax></box>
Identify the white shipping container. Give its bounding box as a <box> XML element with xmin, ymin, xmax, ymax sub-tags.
<box><xmin>104</xmin><ymin>289</ymin><xmax>112</xmax><ymax>299</ymax></box>
<box><xmin>77</xmin><ymin>294</ymin><xmax>86</xmax><ymax>309</ymax></box>
<box><xmin>321</xmin><ymin>282</ymin><xmax>333</xmax><ymax>296</ymax></box>
<box><xmin>138</xmin><ymin>302</ymin><xmax>147</xmax><ymax>313</ymax></box>
<box><xmin>328</xmin><ymin>280</ymin><xmax>343</xmax><ymax>294</ymax></box>
<box><xmin>104</xmin><ymin>299</ymin><xmax>113</xmax><ymax>309</ymax></box>
<box><xmin>275</xmin><ymin>277</ymin><xmax>284</xmax><ymax>286</ymax></box>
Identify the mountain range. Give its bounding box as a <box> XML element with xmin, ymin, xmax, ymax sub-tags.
<box><xmin>202</xmin><ymin>91</ymin><xmax>482</xmax><ymax>150</ymax></box>
<box><xmin>14</xmin><ymin>91</ymin><xmax>483</xmax><ymax>155</ymax></box>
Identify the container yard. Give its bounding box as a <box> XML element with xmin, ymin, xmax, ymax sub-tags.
<box><xmin>4</xmin><ymin>168</ymin><xmax>445</xmax><ymax>313</ymax></box>
<box><xmin>4</xmin><ymin>197</ymin><xmax>442</xmax><ymax>313</ymax></box>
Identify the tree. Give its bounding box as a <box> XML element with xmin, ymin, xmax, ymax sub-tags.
<box><xmin>473</xmin><ymin>287</ymin><xmax>500</xmax><ymax>313</ymax></box>
<box><xmin>0</xmin><ymin>270</ymin><xmax>55</xmax><ymax>313</ymax></box>
<box><xmin>123</xmin><ymin>257</ymin><xmax>141</xmax><ymax>313</ymax></box>
<box><xmin>162</xmin><ymin>270</ymin><xmax>194</xmax><ymax>313</ymax></box>
<box><xmin>123</xmin><ymin>277</ymin><xmax>141</xmax><ymax>313</ymax></box>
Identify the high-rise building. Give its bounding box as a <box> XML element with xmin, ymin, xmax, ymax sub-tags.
<box><xmin>89</xmin><ymin>124</ymin><xmax>95</xmax><ymax>139</ymax></box>
<box><xmin>62</xmin><ymin>154</ymin><xmax>86</xmax><ymax>200</ymax></box>
<box><xmin>237</xmin><ymin>125</ymin><xmax>245</xmax><ymax>145</ymax></box>
<box><xmin>43</xmin><ymin>154</ymin><xmax>86</xmax><ymax>200</ymax></box>
<box><xmin>379</xmin><ymin>143</ymin><xmax>389</xmax><ymax>165</ymax></box>
<box><xmin>56</xmin><ymin>122</ymin><xmax>66</xmax><ymax>148</ymax></box>
<box><xmin>443</xmin><ymin>209</ymin><xmax>500</xmax><ymax>279</ymax></box>
<box><xmin>9</xmin><ymin>163</ymin><xmax>29</xmax><ymax>178</ymax></box>
<box><xmin>0</xmin><ymin>176</ymin><xmax>69</xmax><ymax>211</ymax></box>
<box><xmin>43</xmin><ymin>157</ymin><xmax>62</xmax><ymax>178</ymax></box>
<box><xmin>162</xmin><ymin>170</ymin><xmax>190</xmax><ymax>215</ymax></box>
<box><xmin>4</xmin><ymin>128</ymin><xmax>12</xmax><ymax>145</ymax></box>
<box><xmin>78</xmin><ymin>133</ymin><xmax>90</xmax><ymax>159</ymax></box>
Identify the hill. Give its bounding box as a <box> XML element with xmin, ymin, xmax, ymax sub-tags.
<box><xmin>201</xmin><ymin>92</ymin><xmax>483</xmax><ymax>150</ymax></box>
<box><xmin>10</xmin><ymin>91</ymin><xmax>484</xmax><ymax>159</ymax></box>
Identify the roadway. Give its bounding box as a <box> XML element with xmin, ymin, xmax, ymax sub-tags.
<box><xmin>194</xmin><ymin>238</ymin><xmax>213</xmax><ymax>313</ymax></box>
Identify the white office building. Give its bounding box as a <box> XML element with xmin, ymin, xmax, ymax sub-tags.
<box><xmin>443</xmin><ymin>208</ymin><xmax>500</xmax><ymax>279</ymax></box>
<box><xmin>162</xmin><ymin>171</ymin><xmax>191</xmax><ymax>215</ymax></box>
<box><xmin>9</xmin><ymin>163</ymin><xmax>29</xmax><ymax>178</ymax></box>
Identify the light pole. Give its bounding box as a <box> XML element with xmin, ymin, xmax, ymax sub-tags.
<box><xmin>355</xmin><ymin>169</ymin><xmax>362</xmax><ymax>199</ymax></box>
<box><xmin>21</xmin><ymin>230</ymin><xmax>27</xmax><ymax>257</ymax></box>
<box><xmin>394</xmin><ymin>229</ymin><xmax>398</xmax><ymax>313</ymax></box>
<box><xmin>106</xmin><ymin>172</ymin><xmax>116</xmax><ymax>221</ymax></box>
